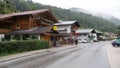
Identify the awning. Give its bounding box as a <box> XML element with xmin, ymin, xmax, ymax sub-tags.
<box><xmin>54</xmin><ymin>33</ymin><xmax>72</xmax><ymax>36</ymax></box>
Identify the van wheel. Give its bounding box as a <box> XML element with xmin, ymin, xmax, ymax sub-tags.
<box><xmin>113</xmin><ymin>45</ymin><xmax>115</xmax><ymax>47</ymax></box>
<box><xmin>115</xmin><ymin>45</ymin><xmax>117</xmax><ymax>47</ymax></box>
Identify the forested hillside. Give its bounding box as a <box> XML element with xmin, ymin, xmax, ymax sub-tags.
<box><xmin>70</xmin><ymin>7</ymin><xmax>120</xmax><ymax>26</ymax></box>
<box><xmin>0</xmin><ymin>0</ymin><xmax>118</xmax><ymax>32</ymax></box>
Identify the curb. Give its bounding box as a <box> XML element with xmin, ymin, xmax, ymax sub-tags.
<box><xmin>0</xmin><ymin>45</ymin><xmax>76</xmax><ymax>63</ymax></box>
<box><xmin>0</xmin><ymin>50</ymin><xmax>48</xmax><ymax>63</ymax></box>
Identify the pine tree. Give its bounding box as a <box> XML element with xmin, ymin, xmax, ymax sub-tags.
<box><xmin>0</xmin><ymin>0</ymin><xmax>16</xmax><ymax>14</ymax></box>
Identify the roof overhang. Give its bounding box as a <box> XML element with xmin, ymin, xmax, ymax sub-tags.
<box><xmin>76</xmin><ymin>29</ymin><xmax>103</xmax><ymax>34</ymax></box>
<box><xmin>55</xmin><ymin>20</ymin><xmax>80</xmax><ymax>27</ymax></box>
<box><xmin>0</xmin><ymin>9</ymin><xmax>58</xmax><ymax>23</ymax></box>
<box><xmin>5</xmin><ymin>26</ymin><xmax>53</xmax><ymax>35</ymax></box>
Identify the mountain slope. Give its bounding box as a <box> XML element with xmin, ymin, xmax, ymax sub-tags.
<box><xmin>70</xmin><ymin>7</ymin><xmax>120</xmax><ymax>25</ymax></box>
<box><xmin>0</xmin><ymin>0</ymin><xmax>118</xmax><ymax>32</ymax></box>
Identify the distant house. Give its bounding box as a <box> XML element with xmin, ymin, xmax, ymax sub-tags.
<box><xmin>0</xmin><ymin>9</ymin><xmax>58</xmax><ymax>44</ymax></box>
<box><xmin>55</xmin><ymin>21</ymin><xmax>80</xmax><ymax>44</ymax></box>
<box><xmin>104</xmin><ymin>32</ymin><xmax>117</xmax><ymax>39</ymax></box>
<box><xmin>76</xmin><ymin>29</ymin><xmax>102</xmax><ymax>42</ymax></box>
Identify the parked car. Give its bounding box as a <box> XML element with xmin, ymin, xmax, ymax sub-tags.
<box><xmin>78</xmin><ymin>39</ymin><xmax>88</xmax><ymax>43</ymax></box>
<box><xmin>112</xmin><ymin>40</ymin><xmax>120</xmax><ymax>47</ymax></box>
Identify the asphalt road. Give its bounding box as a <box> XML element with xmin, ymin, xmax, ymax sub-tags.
<box><xmin>0</xmin><ymin>41</ymin><xmax>110</xmax><ymax>68</ymax></box>
<box><xmin>0</xmin><ymin>45</ymin><xmax>79</xmax><ymax>68</ymax></box>
<box><xmin>45</xmin><ymin>42</ymin><xmax>110</xmax><ymax>68</ymax></box>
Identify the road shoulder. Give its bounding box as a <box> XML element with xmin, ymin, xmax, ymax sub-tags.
<box><xmin>106</xmin><ymin>44</ymin><xmax>120</xmax><ymax>68</ymax></box>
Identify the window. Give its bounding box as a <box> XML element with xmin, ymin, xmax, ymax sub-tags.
<box><xmin>34</xmin><ymin>15</ymin><xmax>40</xmax><ymax>19</ymax></box>
<box><xmin>16</xmin><ymin>24</ymin><xmax>20</xmax><ymax>29</ymax></box>
<box><xmin>83</xmin><ymin>34</ymin><xmax>87</xmax><ymax>36</ymax></box>
<box><xmin>65</xmin><ymin>28</ymin><xmax>67</xmax><ymax>31</ymax></box>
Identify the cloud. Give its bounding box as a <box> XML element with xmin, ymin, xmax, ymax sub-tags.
<box><xmin>33</xmin><ymin>0</ymin><xmax>120</xmax><ymax>18</ymax></box>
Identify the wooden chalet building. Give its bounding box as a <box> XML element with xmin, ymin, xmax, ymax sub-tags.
<box><xmin>0</xmin><ymin>9</ymin><xmax>59</xmax><ymax>45</ymax></box>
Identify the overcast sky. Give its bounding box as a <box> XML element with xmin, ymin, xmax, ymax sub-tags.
<box><xmin>32</xmin><ymin>0</ymin><xmax>120</xmax><ymax>18</ymax></box>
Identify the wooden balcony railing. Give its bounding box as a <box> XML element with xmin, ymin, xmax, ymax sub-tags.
<box><xmin>0</xmin><ymin>29</ymin><xmax>11</xmax><ymax>34</ymax></box>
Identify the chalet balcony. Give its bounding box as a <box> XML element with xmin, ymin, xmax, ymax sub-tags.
<box><xmin>0</xmin><ymin>29</ymin><xmax>11</xmax><ymax>34</ymax></box>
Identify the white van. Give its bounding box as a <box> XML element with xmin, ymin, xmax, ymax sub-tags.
<box><xmin>78</xmin><ymin>39</ymin><xmax>88</xmax><ymax>43</ymax></box>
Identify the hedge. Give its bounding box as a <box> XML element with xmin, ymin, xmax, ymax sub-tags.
<box><xmin>0</xmin><ymin>40</ymin><xmax>49</xmax><ymax>56</ymax></box>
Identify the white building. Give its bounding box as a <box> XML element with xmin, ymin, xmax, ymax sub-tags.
<box><xmin>76</xmin><ymin>29</ymin><xmax>102</xmax><ymax>42</ymax></box>
<box><xmin>54</xmin><ymin>20</ymin><xmax>80</xmax><ymax>43</ymax></box>
<box><xmin>55</xmin><ymin>21</ymin><xmax>79</xmax><ymax>34</ymax></box>
<box><xmin>104</xmin><ymin>32</ymin><xmax>117</xmax><ymax>39</ymax></box>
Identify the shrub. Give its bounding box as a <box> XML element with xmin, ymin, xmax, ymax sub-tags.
<box><xmin>0</xmin><ymin>40</ymin><xmax>49</xmax><ymax>56</ymax></box>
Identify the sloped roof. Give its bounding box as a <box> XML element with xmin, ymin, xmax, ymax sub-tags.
<box><xmin>76</xmin><ymin>29</ymin><xmax>93</xmax><ymax>33</ymax></box>
<box><xmin>0</xmin><ymin>9</ymin><xmax>48</xmax><ymax>19</ymax></box>
<box><xmin>0</xmin><ymin>9</ymin><xmax>58</xmax><ymax>22</ymax></box>
<box><xmin>76</xmin><ymin>29</ymin><xmax>102</xmax><ymax>34</ymax></box>
<box><xmin>95</xmin><ymin>30</ymin><xmax>103</xmax><ymax>34</ymax></box>
<box><xmin>55</xmin><ymin>20</ymin><xmax>80</xmax><ymax>27</ymax></box>
<box><xmin>6</xmin><ymin>26</ymin><xmax>53</xmax><ymax>35</ymax></box>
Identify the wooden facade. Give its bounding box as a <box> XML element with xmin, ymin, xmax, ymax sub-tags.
<box><xmin>0</xmin><ymin>9</ymin><xmax>58</xmax><ymax>44</ymax></box>
<box><xmin>0</xmin><ymin>29</ymin><xmax>11</xmax><ymax>34</ymax></box>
